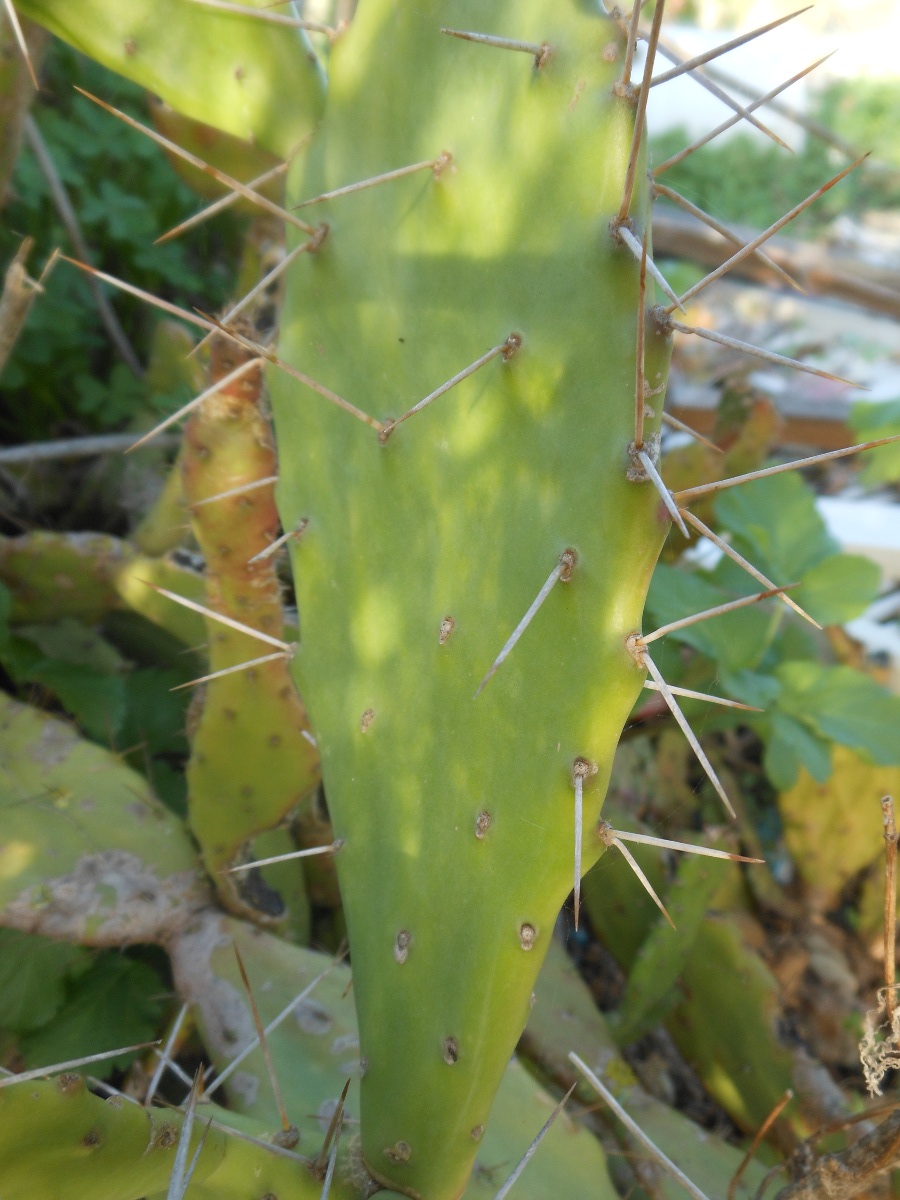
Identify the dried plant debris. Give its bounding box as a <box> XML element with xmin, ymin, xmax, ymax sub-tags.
<box><xmin>859</xmin><ymin>988</ymin><xmax>900</xmax><ymax>1098</ymax></box>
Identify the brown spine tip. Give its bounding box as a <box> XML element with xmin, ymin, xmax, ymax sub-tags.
<box><xmin>443</xmin><ymin>1036</ymin><xmax>460</xmax><ymax>1065</ymax></box>
<box><xmin>394</xmin><ymin>930</ymin><xmax>411</xmax><ymax>964</ymax></box>
<box><xmin>519</xmin><ymin>923</ymin><xmax>537</xmax><ymax>951</ymax></box>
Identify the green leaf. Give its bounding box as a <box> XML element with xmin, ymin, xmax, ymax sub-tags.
<box><xmin>37</xmin><ymin>664</ymin><xmax>128</xmax><ymax>742</ymax></box>
<box><xmin>9</xmin><ymin>658</ymin><xmax>126</xmax><ymax>742</ymax></box>
<box><xmin>1</xmin><ymin>635</ymin><xmax>43</xmax><ymax>678</ymax></box>
<box><xmin>144</xmin><ymin>759</ymin><xmax>188</xmax><ymax>818</ymax></box>
<box><xmin>0</xmin><ymin>931</ymin><xmax>89</xmax><ymax>1033</ymax></box>
<box><xmin>714</xmin><ymin>472</ymin><xmax>836</xmax><ymax>581</ymax></box>
<box><xmin>645</xmin><ymin>563</ymin><xmax>776</xmax><ymax>672</ymax></box>
<box><xmin>849</xmin><ymin>398</ymin><xmax>900</xmax><ymax>486</ymax></box>
<box><xmin>776</xmin><ymin>661</ymin><xmax>900</xmax><ymax>767</ymax></box>
<box><xmin>719</xmin><ymin>669</ymin><xmax>782</xmax><ymax>710</ymax></box>
<box><xmin>15</xmin><ymin>618</ymin><xmax>127</xmax><ymax>673</ymax></box>
<box><xmin>2</xmin><ymin>39</ymin><xmax>243</xmax><ymax>442</ymax></box>
<box><xmin>792</xmin><ymin>553</ymin><xmax>882</xmax><ymax>626</ymax></box>
<box><xmin>19</xmin><ymin>954</ymin><xmax>165</xmax><ymax>1074</ymax></box>
<box><xmin>764</xmin><ymin>711</ymin><xmax>832</xmax><ymax>791</ymax></box>
<box><xmin>120</xmin><ymin>668</ymin><xmax>190</xmax><ymax>756</ymax></box>
<box><xmin>2</xmin><ymin>622</ymin><xmax>128</xmax><ymax>741</ymax></box>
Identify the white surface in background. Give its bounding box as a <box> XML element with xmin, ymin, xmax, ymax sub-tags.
<box><xmin>642</xmin><ymin>10</ymin><xmax>900</xmax><ymax>146</ymax></box>
<box><xmin>684</xmin><ymin>495</ymin><xmax>900</xmax><ymax>686</ymax></box>
<box><xmin>642</xmin><ymin>24</ymin><xmax>818</xmax><ymax>147</ymax></box>
<box><xmin>687</xmin><ymin>497</ymin><xmax>900</xmax><ymax>583</ymax></box>
<box><xmin>817</xmin><ymin>497</ymin><xmax>900</xmax><ymax>586</ymax></box>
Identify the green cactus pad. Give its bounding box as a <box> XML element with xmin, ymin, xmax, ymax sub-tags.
<box><xmin>176</xmin><ymin>914</ymin><xmax>362</xmax><ymax>1133</ymax></box>
<box><xmin>147</xmin><ymin>97</ymin><xmax>283</xmax><ymax>209</ymax></box>
<box><xmin>15</xmin><ymin>0</ymin><xmax>325</xmax><ymax>157</ymax></box>
<box><xmin>611</xmin><ymin>848</ymin><xmax>740</xmax><ymax>1047</ymax></box>
<box><xmin>176</xmin><ymin>916</ymin><xmax>614</xmax><ymax>1200</ymax></box>
<box><xmin>0</xmin><ymin>1074</ymin><xmax>337</xmax><ymax>1200</ymax></box>
<box><xmin>269</xmin><ymin>2</ymin><xmax>671</xmax><ymax>1193</ymax></box>
<box><xmin>0</xmin><ymin>693</ymin><xmax>204</xmax><ymax>945</ymax></box>
<box><xmin>466</xmin><ymin>1057</ymin><xmax>616</xmax><ymax>1200</ymax></box>
<box><xmin>665</xmin><ymin>914</ymin><xmax>796</xmax><ymax>1135</ymax></box>
<box><xmin>582</xmin><ymin>802</ymin><xmax>670</xmax><ymax>969</ymax></box>
<box><xmin>0</xmin><ymin>530</ymin><xmax>210</xmax><ymax>646</ymax></box>
<box><xmin>1</xmin><ymin>531</ymin><xmax>132</xmax><ymax>625</ymax></box>
<box><xmin>525</xmin><ymin>938</ymin><xmax>769</xmax><ymax>1200</ymax></box>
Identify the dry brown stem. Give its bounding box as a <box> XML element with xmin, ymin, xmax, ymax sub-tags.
<box><xmin>773</xmin><ymin>1111</ymin><xmax>900</xmax><ymax>1200</ymax></box>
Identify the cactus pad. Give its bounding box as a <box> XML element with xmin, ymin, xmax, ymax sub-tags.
<box><xmin>270</xmin><ymin>2</ymin><xmax>671</xmax><ymax>1193</ymax></box>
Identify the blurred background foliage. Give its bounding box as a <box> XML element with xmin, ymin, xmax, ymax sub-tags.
<box><xmin>1</xmin><ymin>39</ymin><xmax>242</xmax><ymax>443</ymax></box>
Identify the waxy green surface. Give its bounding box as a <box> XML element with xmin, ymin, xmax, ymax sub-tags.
<box><xmin>270</xmin><ymin>2</ymin><xmax>671</xmax><ymax>1194</ymax></box>
<box><xmin>185</xmin><ymin>920</ymin><xmax>615</xmax><ymax>1200</ymax></box>
<box><xmin>0</xmin><ymin>1074</ymin><xmax>339</xmax><ymax>1200</ymax></box>
<box><xmin>15</xmin><ymin>0</ymin><xmax>324</xmax><ymax>157</ymax></box>
<box><xmin>0</xmin><ymin>694</ymin><xmax>203</xmax><ymax>942</ymax></box>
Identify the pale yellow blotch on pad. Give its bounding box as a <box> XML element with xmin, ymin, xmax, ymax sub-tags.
<box><xmin>351</xmin><ymin>587</ymin><xmax>402</xmax><ymax>667</ymax></box>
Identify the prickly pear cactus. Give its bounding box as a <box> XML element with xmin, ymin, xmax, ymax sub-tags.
<box><xmin>8</xmin><ymin>2</ymin><xmax>894</xmax><ymax>1199</ymax></box>
<box><xmin>270</xmin><ymin>3</ymin><xmax>670</xmax><ymax>1194</ymax></box>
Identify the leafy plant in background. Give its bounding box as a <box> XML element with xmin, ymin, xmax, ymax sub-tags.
<box><xmin>2</xmin><ymin>2</ymin><xmax>900</xmax><ymax>1199</ymax></box>
<box><xmin>645</xmin><ymin>465</ymin><xmax>897</xmax><ymax>790</ymax></box>
<box><xmin>649</xmin><ymin>75</ymin><xmax>900</xmax><ymax>231</ymax></box>
<box><xmin>0</xmin><ymin>38</ymin><xmax>241</xmax><ymax>442</ymax></box>
<box><xmin>851</xmin><ymin>396</ymin><xmax>900</xmax><ymax>485</ymax></box>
